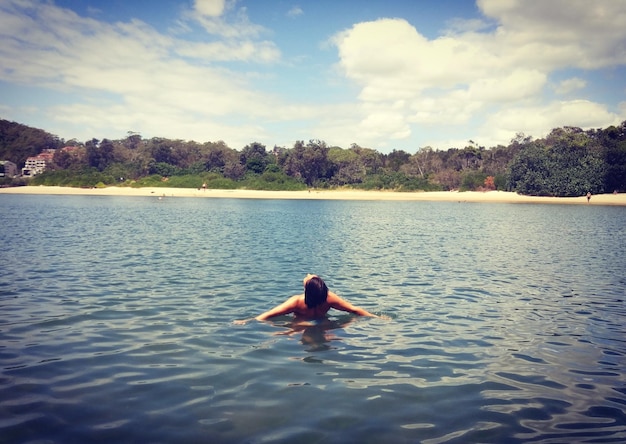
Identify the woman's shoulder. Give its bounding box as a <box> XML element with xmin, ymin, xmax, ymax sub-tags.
<box><xmin>290</xmin><ymin>293</ymin><xmax>306</xmax><ymax>305</ymax></box>
<box><xmin>327</xmin><ymin>291</ymin><xmax>342</xmax><ymax>302</ymax></box>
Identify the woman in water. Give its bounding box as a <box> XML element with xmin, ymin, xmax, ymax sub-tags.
<box><xmin>235</xmin><ymin>274</ymin><xmax>377</xmax><ymax>324</ymax></box>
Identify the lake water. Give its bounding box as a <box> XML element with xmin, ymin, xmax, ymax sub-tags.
<box><xmin>1</xmin><ymin>194</ymin><xmax>625</xmax><ymax>443</ymax></box>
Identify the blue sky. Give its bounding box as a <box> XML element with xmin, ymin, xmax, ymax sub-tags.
<box><xmin>1</xmin><ymin>0</ymin><xmax>625</xmax><ymax>153</ymax></box>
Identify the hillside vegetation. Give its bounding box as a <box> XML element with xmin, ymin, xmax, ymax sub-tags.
<box><xmin>1</xmin><ymin>119</ymin><xmax>625</xmax><ymax>196</ymax></box>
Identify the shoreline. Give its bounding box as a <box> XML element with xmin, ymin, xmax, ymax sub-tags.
<box><xmin>1</xmin><ymin>185</ymin><xmax>625</xmax><ymax>206</ymax></box>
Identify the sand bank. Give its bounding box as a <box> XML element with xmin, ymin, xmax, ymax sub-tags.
<box><xmin>1</xmin><ymin>186</ymin><xmax>625</xmax><ymax>206</ymax></box>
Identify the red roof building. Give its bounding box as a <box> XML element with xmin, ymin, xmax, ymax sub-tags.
<box><xmin>22</xmin><ymin>150</ymin><xmax>56</xmax><ymax>177</ymax></box>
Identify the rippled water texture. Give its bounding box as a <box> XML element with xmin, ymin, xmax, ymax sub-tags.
<box><xmin>1</xmin><ymin>194</ymin><xmax>625</xmax><ymax>443</ymax></box>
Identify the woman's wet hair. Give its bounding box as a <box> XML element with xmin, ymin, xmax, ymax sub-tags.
<box><xmin>304</xmin><ymin>276</ymin><xmax>328</xmax><ymax>308</ymax></box>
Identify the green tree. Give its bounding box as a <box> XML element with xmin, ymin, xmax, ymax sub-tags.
<box><xmin>86</xmin><ymin>138</ymin><xmax>115</xmax><ymax>171</ymax></box>
<box><xmin>544</xmin><ymin>127</ymin><xmax>605</xmax><ymax>196</ymax></box>
<box><xmin>432</xmin><ymin>168</ymin><xmax>462</xmax><ymax>190</ymax></box>
<box><xmin>598</xmin><ymin>123</ymin><xmax>626</xmax><ymax>192</ymax></box>
<box><xmin>149</xmin><ymin>162</ymin><xmax>180</xmax><ymax>177</ymax></box>
<box><xmin>462</xmin><ymin>143</ymin><xmax>483</xmax><ymax>170</ymax></box>
<box><xmin>170</xmin><ymin>140</ymin><xmax>202</xmax><ymax>169</ymax></box>
<box><xmin>507</xmin><ymin>142</ymin><xmax>551</xmax><ymax>195</ymax></box>
<box><xmin>149</xmin><ymin>138</ymin><xmax>174</xmax><ymax>164</ymax></box>
<box><xmin>241</xmin><ymin>142</ymin><xmax>269</xmax><ymax>174</ymax></box>
<box><xmin>350</xmin><ymin>144</ymin><xmax>383</xmax><ymax>175</ymax></box>
<box><xmin>283</xmin><ymin>140</ymin><xmax>330</xmax><ymax>186</ymax></box>
<box><xmin>460</xmin><ymin>171</ymin><xmax>488</xmax><ymax>191</ymax></box>
<box><xmin>328</xmin><ymin>147</ymin><xmax>364</xmax><ymax>185</ymax></box>
<box><xmin>410</xmin><ymin>147</ymin><xmax>444</xmax><ymax>177</ymax></box>
<box><xmin>205</xmin><ymin>141</ymin><xmax>236</xmax><ymax>173</ymax></box>
<box><xmin>385</xmin><ymin>149</ymin><xmax>410</xmax><ymax>172</ymax></box>
<box><xmin>53</xmin><ymin>146</ymin><xmax>86</xmax><ymax>170</ymax></box>
<box><xmin>124</xmin><ymin>132</ymin><xmax>142</xmax><ymax>150</ymax></box>
<box><xmin>223</xmin><ymin>160</ymin><xmax>246</xmax><ymax>180</ymax></box>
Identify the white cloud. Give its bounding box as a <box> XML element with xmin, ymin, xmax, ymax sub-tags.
<box><xmin>287</xmin><ymin>6</ymin><xmax>303</xmax><ymax>18</ymax></box>
<box><xmin>0</xmin><ymin>0</ymin><xmax>625</xmax><ymax>152</ymax></box>
<box><xmin>482</xmin><ymin>100</ymin><xmax>622</xmax><ymax>145</ymax></box>
<box><xmin>477</xmin><ymin>0</ymin><xmax>626</xmax><ymax>69</ymax></box>
<box><xmin>193</xmin><ymin>14</ymin><xmax>266</xmax><ymax>40</ymax></box>
<box><xmin>0</xmin><ymin>1</ymin><xmax>276</xmax><ymax>88</ymax></box>
<box><xmin>50</xmin><ymin>100</ymin><xmax>272</xmax><ymax>147</ymax></box>
<box><xmin>358</xmin><ymin>104</ymin><xmax>412</xmax><ymax>142</ymax></box>
<box><xmin>0</xmin><ymin>0</ymin><xmax>290</xmax><ymax>146</ymax></box>
<box><xmin>175</xmin><ymin>40</ymin><xmax>280</xmax><ymax>63</ymax></box>
<box><xmin>195</xmin><ymin>0</ymin><xmax>225</xmax><ymax>17</ymax></box>
<box><xmin>409</xmin><ymin>92</ymin><xmax>482</xmax><ymax>126</ymax></box>
<box><xmin>467</xmin><ymin>70</ymin><xmax>546</xmax><ymax>102</ymax></box>
<box><xmin>333</xmin><ymin>19</ymin><xmax>429</xmax><ymax>95</ymax></box>
<box><xmin>330</xmin><ymin>1</ymin><xmax>626</xmax><ymax>149</ymax></box>
<box><xmin>554</xmin><ymin>77</ymin><xmax>586</xmax><ymax>95</ymax></box>
<box><xmin>189</xmin><ymin>0</ymin><xmax>268</xmax><ymax>40</ymax></box>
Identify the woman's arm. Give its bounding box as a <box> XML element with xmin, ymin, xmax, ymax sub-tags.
<box><xmin>328</xmin><ymin>291</ymin><xmax>377</xmax><ymax>317</ymax></box>
<box><xmin>255</xmin><ymin>295</ymin><xmax>300</xmax><ymax>321</ymax></box>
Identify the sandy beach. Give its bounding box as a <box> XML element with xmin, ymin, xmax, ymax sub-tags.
<box><xmin>1</xmin><ymin>185</ymin><xmax>625</xmax><ymax>205</ymax></box>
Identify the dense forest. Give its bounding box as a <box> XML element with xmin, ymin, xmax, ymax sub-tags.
<box><xmin>1</xmin><ymin>119</ymin><xmax>625</xmax><ymax>196</ymax></box>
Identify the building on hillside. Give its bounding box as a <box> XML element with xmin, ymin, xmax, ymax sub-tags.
<box><xmin>22</xmin><ymin>150</ymin><xmax>56</xmax><ymax>177</ymax></box>
<box><xmin>0</xmin><ymin>160</ymin><xmax>18</xmax><ymax>178</ymax></box>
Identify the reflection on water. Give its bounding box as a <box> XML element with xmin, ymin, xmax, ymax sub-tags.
<box><xmin>0</xmin><ymin>195</ymin><xmax>625</xmax><ymax>443</ymax></box>
<box><xmin>272</xmin><ymin>316</ymin><xmax>355</xmax><ymax>352</ymax></box>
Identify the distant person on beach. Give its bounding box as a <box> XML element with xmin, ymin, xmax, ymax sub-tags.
<box><xmin>587</xmin><ymin>192</ymin><xmax>592</xmax><ymax>202</ymax></box>
<box><xmin>202</xmin><ymin>182</ymin><xmax>207</xmax><ymax>191</ymax></box>
<box><xmin>235</xmin><ymin>274</ymin><xmax>378</xmax><ymax>324</ymax></box>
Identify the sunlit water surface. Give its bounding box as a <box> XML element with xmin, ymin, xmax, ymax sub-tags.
<box><xmin>1</xmin><ymin>194</ymin><xmax>625</xmax><ymax>443</ymax></box>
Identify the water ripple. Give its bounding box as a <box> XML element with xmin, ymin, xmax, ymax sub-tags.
<box><xmin>1</xmin><ymin>196</ymin><xmax>625</xmax><ymax>443</ymax></box>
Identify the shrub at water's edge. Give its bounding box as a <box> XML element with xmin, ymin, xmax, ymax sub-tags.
<box><xmin>129</xmin><ymin>172</ymin><xmax>307</xmax><ymax>191</ymax></box>
<box><xmin>30</xmin><ymin>168</ymin><xmax>115</xmax><ymax>188</ymax></box>
<box><xmin>28</xmin><ymin>169</ymin><xmax>309</xmax><ymax>191</ymax></box>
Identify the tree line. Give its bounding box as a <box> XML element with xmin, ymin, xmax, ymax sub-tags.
<box><xmin>1</xmin><ymin>119</ymin><xmax>625</xmax><ymax>196</ymax></box>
